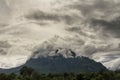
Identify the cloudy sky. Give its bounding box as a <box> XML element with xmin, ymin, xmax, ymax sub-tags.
<box><xmin>0</xmin><ymin>0</ymin><xmax>120</xmax><ymax>70</ymax></box>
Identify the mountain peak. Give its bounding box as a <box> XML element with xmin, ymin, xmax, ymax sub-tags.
<box><xmin>48</xmin><ymin>48</ymin><xmax>76</xmax><ymax>58</ymax></box>
<box><xmin>33</xmin><ymin>47</ymin><xmax>77</xmax><ymax>58</ymax></box>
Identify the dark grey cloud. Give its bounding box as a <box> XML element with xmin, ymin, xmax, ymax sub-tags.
<box><xmin>62</xmin><ymin>0</ymin><xmax>120</xmax><ymax>39</ymax></box>
<box><xmin>68</xmin><ymin>0</ymin><xmax>120</xmax><ymax>20</ymax></box>
<box><xmin>90</xmin><ymin>17</ymin><xmax>120</xmax><ymax>38</ymax></box>
<box><xmin>25</xmin><ymin>11</ymin><xmax>60</xmax><ymax>22</ymax></box>
<box><xmin>24</xmin><ymin>0</ymin><xmax>120</xmax><ymax>40</ymax></box>
<box><xmin>25</xmin><ymin>10</ymin><xmax>80</xmax><ymax>25</ymax></box>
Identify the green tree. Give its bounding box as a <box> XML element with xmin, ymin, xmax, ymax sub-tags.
<box><xmin>76</xmin><ymin>74</ymin><xmax>84</xmax><ymax>80</ymax></box>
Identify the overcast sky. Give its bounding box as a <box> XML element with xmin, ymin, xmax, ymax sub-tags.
<box><xmin>0</xmin><ymin>0</ymin><xmax>120</xmax><ymax>70</ymax></box>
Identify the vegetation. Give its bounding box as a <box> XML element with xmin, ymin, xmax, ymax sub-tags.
<box><xmin>0</xmin><ymin>66</ymin><xmax>120</xmax><ymax>80</ymax></box>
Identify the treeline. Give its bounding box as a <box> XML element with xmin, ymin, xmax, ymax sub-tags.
<box><xmin>0</xmin><ymin>66</ymin><xmax>120</xmax><ymax>80</ymax></box>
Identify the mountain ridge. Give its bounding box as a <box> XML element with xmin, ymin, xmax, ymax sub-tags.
<box><xmin>0</xmin><ymin>49</ymin><xmax>108</xmax><ymax>73</ymax></box>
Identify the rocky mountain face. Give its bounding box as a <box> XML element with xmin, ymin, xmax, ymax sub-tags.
<box><xmin>33</xmin><ymin>48</ymin><xmax>77</xmax><ymax>58</ymax></box>
<box><xmin>0</xmin><ymin>48</ymin><xmax>108</xmax><ymax>73</ymax></box>
<box><xmin>24</xmin><ymin>56</ymin><xmax>107</xmax><ymax>73</ymax></box>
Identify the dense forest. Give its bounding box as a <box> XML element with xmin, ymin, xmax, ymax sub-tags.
<box><xmin>0</xmin><ymin>66</ymin><xmax>120</xmax><ymax>80</ymax></box>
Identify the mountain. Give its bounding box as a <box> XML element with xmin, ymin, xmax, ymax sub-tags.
<box><xmin>0</xmin><ymin>49</ymin><xmax>108</xmax><ymax>73</ymax></box>
<box><xmin>24</xmin><ymin>56</ymin><xmax>107</xmax><ymax>73</ymax></box>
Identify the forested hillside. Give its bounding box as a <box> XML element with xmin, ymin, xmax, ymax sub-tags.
<box><xmin>0</xmin><ymin>66</ymin><xmax>120</xmax><ymax>80</ymax></box>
